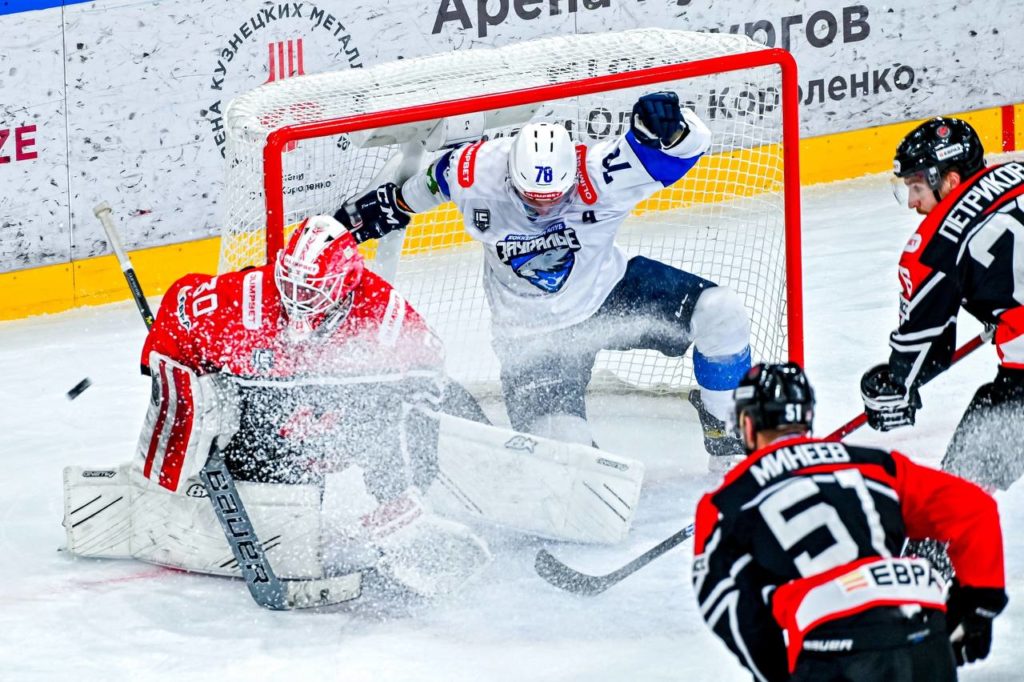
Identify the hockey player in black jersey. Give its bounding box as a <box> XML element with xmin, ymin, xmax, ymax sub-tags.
<box><xmin>860</xmin><ymin>117</ymin><xmax>1024</xmax><ymax>491</ymax></box>
<box><xmin>693</xmin><ymin>363</ymin><xmax>1007</xmax><ymax>682</ymax></box>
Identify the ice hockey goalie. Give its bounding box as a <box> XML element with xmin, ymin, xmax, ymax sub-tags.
<box><xmin>62</xmin><ymin>215</ymin><xmax>645</xmax><ymax>600</ymax></box>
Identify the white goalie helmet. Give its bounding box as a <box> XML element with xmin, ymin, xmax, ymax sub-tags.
<box><xmin>508</xmin><ymin>122</ymin><xmax>577</xmax><ymax>216</ymax></box>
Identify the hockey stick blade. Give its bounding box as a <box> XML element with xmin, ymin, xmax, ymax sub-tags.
<box><xmin>281</xmin><ymin>573</ymin><xmax>362</xmax><ymax>609</ymax></box>
<box><xmin>201</xmin><ymin>443</ymin><xmax>362</xmax><ymax>610</ymax></box>
<box><xmin>535</xmin><ymin>523</ymin><xmax>695</xmax><ymax>596</ymax></box>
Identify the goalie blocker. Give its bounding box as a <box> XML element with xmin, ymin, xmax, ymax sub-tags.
<box><xmin>64</xmin><ymin>411</ymin><xmax>644</xmax><ymax>587</ymax></box>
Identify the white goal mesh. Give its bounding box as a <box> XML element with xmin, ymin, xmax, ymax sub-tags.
<box><xmin>221</xmin><ymin>28</ymin><xmax>801</xmax><ymax>394</ymax></box>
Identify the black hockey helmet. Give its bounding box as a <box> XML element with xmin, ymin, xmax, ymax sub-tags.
<box><xmin>733</xmin><ymin>362</ymin><xmax>815</xmax><ymax>438</ymax></box>
<box><xmin>893</xmin><ymin>117</ymin><xmax>985</xmax><ymax>192</ymax></box>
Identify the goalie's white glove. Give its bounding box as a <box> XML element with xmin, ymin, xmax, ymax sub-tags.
<box><xmin>860</xmin><ymin>363</ymin><xmax>921</xmax><ymax>431</ymax></box>
<box><xmin>362</xmin><ymin>488</ymin><xmax>491</xmax><ymax>598</ymax></box>
<box><xmin>334</xmin><ymin>182</ymin><xmax>413</xmax><ymax>244</ymax></box>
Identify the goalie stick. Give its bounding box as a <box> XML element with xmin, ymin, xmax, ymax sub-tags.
<box><xmin>535</xmin><ymin>523</ymin><xmax>694</xmax><ymax>596</ymax></box>
<box><xmin>92</xmin><ymin>201</ymin><xmax>362</xmax><ymax>610</ymax></box>
<box><xmin>94</xmin><ymin>202</ymin><xmax>154</xmax><ymax>329</ymax></box>
<box><xmin>200</xmin><ymin>442</ymin><xmax>361</xmax><ymax>609</ymax></box>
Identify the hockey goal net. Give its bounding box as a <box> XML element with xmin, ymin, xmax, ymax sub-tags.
<box><xmin>220</xmin><ymin>28</ymin><xmax>802</xmax><ymax>394</ymax></box>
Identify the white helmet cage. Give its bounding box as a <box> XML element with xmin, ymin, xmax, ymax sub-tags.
<box><xmin>508</xmin><ymin>122</ymin><xmax>577</xmax><ymax>214</ymax></box>
<box><xmin>274</xmin><ymin>215</ymin><xmax>363</xmax><ymax>334</ymax></box>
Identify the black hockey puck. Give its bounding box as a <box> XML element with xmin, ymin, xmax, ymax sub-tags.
<box><xmin>67</xmin><ymin>377</ymin><xmax>92</xmax><ymax>400</ymax></box>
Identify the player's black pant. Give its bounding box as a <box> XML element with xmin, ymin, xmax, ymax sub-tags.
<box><xmin>942</xmin><ymin>365</ymin><xmax>1024</xmax><ymax>490</ymax></box>
<box><xmin>494</xmin><ymin>255</ymin><xmax>715</xmax><ymax>433</ymax></box>
<box><xmin>791</xmin><ymin>607</ymin><xmax>956</xmax><ymax>682</ymax></box>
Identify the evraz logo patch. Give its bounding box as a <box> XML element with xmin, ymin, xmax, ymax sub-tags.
<box><xmin>935</xmin><ymin>143</ymin><xmax>964</xmax><ymax>161</ymax></box>
<box><xmin>495</xmin><ymin>221</ymin><xmax>581</xmax><ymax>293</ymax></box>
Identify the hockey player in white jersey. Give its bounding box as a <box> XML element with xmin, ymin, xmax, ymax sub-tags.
<box><xmin>336</xmin><ymin>92</ymin><xmax>753</xmax><ymax>467</ymax></box>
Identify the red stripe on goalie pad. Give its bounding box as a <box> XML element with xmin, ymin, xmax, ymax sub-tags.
<box><xmin>143</xmin><ymin>362</ymin><xmax>172</xmax><ymax>480</ymax></box>
<box><xmin>996</xmin><ymin>306</ymin><xmax>1024</xmax><ymax>368</ymax></box>
<box><xmin>157</xmin><ymin>366</ymin><xmax>195</xmax><ymax>491</ymax></box>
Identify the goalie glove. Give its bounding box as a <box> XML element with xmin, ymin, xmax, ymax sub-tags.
<box><xmin>631</xmin><ymin>91</ymin><xmax>690</xmax><ymax>150</ymax></box>
<box><xmin>860</xmin><ymin>363</ymin><xmax>921</xmax><ymax>431</ymax></box>
<box><xmin>334</xmin><ymin>182</ymin><xmax>413</xmax><ymax>244</ymax></box>
<box><xmin>946</xmin><ymin>581</ymin><xmax>1008</xmax><ymax>666</ymax></box>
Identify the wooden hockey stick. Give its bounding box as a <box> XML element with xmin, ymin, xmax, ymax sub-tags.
<box><xmin>535</xmin><ymin>523</ymin><xmax>694</xmax><ymax>596</ymax></box>
<box><xmin>93</xmin><ymin>201</ymin><xmax>362</xmax><ymax>610</ymax></box>
<box><xmin>825</xmin><ymin>332</ymin><xmax>990</xmax><ymax>441</ymax></box>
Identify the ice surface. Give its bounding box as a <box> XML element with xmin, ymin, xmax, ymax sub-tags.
<box><xmin>2</xmin><ymin>173</ymin><xmax>1022</xmax><ymax>681</ymax></box>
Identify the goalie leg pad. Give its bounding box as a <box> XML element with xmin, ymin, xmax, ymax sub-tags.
<box><xmin>135</xmin><ymin>351</ymin><xmax>239</xmax><ymax>494</ymax></box>
<box><xmin>424</xmin><ymin>413</ymin><xmax>644</xmax><ymax>544</ymax></box>
<box><xmin>64</xmin><ymin>465</ymin><xmax>324</xmax><ymax>578</ymax></box>
<box><xmin>63</xmin><ymin>465</ymin><xmax>134</xmax><ymax>559</ymax></box>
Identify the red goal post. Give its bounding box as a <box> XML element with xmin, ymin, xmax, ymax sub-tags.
<box><xmin>221</xmin><ymin>29</ymin><xmax>803</xmax><ymax>393</ymax></box>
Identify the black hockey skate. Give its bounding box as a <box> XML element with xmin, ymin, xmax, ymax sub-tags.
<box><xmin>688</xmin><ymin>389</ymin><xmax>744</xmax><ymax>474</ymax></box>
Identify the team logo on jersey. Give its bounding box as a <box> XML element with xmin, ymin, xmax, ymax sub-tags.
<box><xmin>473</xmin><ymin>208</ymin><xmax>491</xmax><ymax>232</ymax></box>
<box><xmin>253</xmin><ymin>348</ymin><xmax>275</xmax><ymax>372</ymax></box>
<box><xmin>495</xmin><ymin>221</ymin><xmax>582</xmax><ymax>293</ymax></box>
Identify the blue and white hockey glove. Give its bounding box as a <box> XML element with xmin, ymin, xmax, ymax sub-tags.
<box><xmin>860</xmin><ymin>363</ymin><xmax>921</xmax><ymax>431</ymax></box>
<box><xmin>631</xmin><ymin>91</ymin><xmax>690</xmax><ymax>150</ymax></box>
<box><xmin>334</xmin><ymin>182</ymin><xmax>412</xmax><ymax>244</ymax></box>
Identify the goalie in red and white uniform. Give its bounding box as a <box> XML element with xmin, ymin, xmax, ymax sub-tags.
<box><xmin>335</xmin><ymin>92</ymin><xmax>753</xmax><ymax>471</ymax></box>
<box><xmin>62</xmin><ymin>215</ymin><xmax>646</xmax><ymax>598</ymax></box>
<box><xmin>137</xmin><ymin>215</ymin><xmax>488</xmax><ymax>598</ymax></box>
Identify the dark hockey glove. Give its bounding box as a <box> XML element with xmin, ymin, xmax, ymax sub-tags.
<box><xmin>334</xmin><ymin>182</ymin><xmax>412</xmax><ymax>244</ymax></box>
<box><xmin>946</xmin><ymin>581</ymin><xmax>1008</xmax><ymax>666</ymax></box>
<box><xmin>860</xmin><ymin>363</ymin><xmax>921</xmax><ymax>431</ymax></box>
<box><xmin>631</xmin><ymin>91</ymin><xmax>690</xmax><ymax>150</ymax></box>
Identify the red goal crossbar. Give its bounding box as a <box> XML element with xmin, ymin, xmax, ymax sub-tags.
<box><xmin>260</xmin><ymin>48</ymin><xmax>803</xmax><ymax>365</ymax></box>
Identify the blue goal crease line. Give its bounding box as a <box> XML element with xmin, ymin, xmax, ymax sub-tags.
<box><xmin>1</xmin><ymin>0</ymin><xmax>93</xmax><ymax>17</ymax></box>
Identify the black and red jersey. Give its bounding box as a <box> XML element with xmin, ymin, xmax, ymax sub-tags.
<box><xmin>891</xmin><ymin>161</ymin><xmax>1024</xmax><ymax>388</ymax></box>
<box><xmin>692</xmin><ymin>436</ymin><xmax>1004</xmax><ymax>678</ymax></box>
